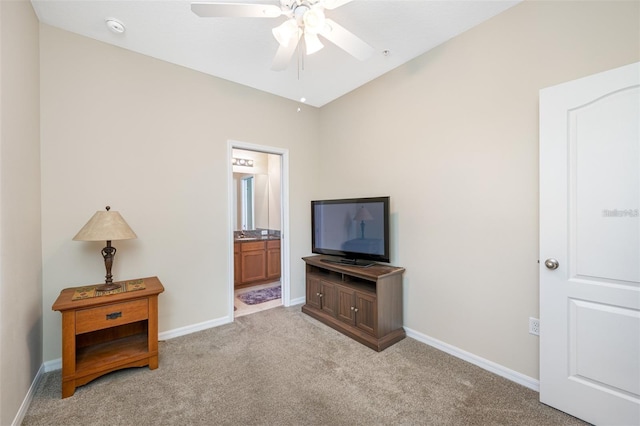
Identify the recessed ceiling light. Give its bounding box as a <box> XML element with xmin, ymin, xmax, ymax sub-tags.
<box><xmin>300</xmin><ymin>97</ymin><xmax>306</xmax><ymax>103</ymax></box>
<box><xmin>105</xmin><ymin>19</ymin><xmax>125</xmax><ymax>34</ymax></box>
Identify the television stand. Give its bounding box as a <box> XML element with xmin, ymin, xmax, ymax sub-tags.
<box><xmin>320</xmin><ymin>257</ymin><xmax>376</xmax><ymax>268</ymax></box>
<box><xmin>303</xmin><ymin>255</ymin><xmax>405</xmax><ymax>351</ymax></box>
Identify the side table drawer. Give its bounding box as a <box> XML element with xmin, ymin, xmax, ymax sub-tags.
<box><xmin>76</xmin><ymin>299</ymin><xmax>148</xmax><ymax>334</ymax></box>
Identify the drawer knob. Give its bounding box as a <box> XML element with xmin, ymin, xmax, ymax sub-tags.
<box><xmin>106</xmin><ymin>311</ymin><xmax>122</xmax><ymax>320</ymax></box>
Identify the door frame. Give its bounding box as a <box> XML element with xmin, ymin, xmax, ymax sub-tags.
<box><xmin>227</xmin><ymin>139</ymin><xmax>290</xmax><ymax>317</ymax></box>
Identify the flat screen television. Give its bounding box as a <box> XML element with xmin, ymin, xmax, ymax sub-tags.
<box><xmin>311</xmin><ymin>196</ymin><xmax>390</xmax><ymax>266</ymax></box>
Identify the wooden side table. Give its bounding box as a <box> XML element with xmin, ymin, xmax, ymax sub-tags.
<box><xmin>52</xmin><ymin>276</ymin><xmax>164</xmax><ymax>398</ymax></box>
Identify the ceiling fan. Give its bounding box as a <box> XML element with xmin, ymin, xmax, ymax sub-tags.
<box><xmin>191</xmin><ymin>0</ymin><xmax>374</xmax><ymax>71</ymax></box>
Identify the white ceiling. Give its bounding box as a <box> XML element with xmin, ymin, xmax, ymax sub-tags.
<box><xmin>30</xmin><ymin>0</ymin><xmax>521</xmax><ymax>107</ymax></box>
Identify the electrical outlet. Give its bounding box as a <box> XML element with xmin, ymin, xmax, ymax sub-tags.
<box><xmin>529</xmin><ymin>317</ymin><xmax>540</xmax><ymax>336</ymax></box>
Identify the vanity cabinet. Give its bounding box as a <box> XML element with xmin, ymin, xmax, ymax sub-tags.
<box><xmin>266</xmin><ymin>240</ymin><xmax>281</xmax><ymax>279</ymax></box>
<box><xmin>240</xmin><ymin>241</ymin><xmax>267</xmax><ymax>283</ymax></box>
<box><xmin>302</xmin><ymin>255</ymin><xmax>405</xmax><ymax>351</ymax></box>
<box><xmin>235</xmin><ymin>239</ymin><xmax>281</xmax><ymax>288</ymax></box>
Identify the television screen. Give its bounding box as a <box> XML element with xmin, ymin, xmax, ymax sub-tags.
<box><xmin>312</xmin><ymin>196</ymin><xmax>390</xmax><ymax>265</ymax></box>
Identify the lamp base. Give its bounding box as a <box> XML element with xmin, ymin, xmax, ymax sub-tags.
<box><xmin>95</xmin><ymin>282</ymin><xmax>122</xmax><ymax>292</ymax></box>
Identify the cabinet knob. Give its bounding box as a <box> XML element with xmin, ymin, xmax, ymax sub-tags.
<box><xmin>354</xmin><ymin>308</ymin><xmax>359</xmax><ymax>313</ymax></box>
<box><xmin>351</xmin><ymin>306</ymin><xmax>354</xmax><ymax>310</ymax></box>
<box><xmin>318</xmin><ymin>293</ymin><xmax>323</xmax><ymax>298</ymax></box>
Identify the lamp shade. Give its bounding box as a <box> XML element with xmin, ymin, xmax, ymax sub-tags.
<box><xmin>353</xmin><ymin>206</ymin><xmax>374</xmax><ymax>221</ymax></box>
<box><xmin>73</xmin><ymin>207</ymin><xmax>137</xmax><ymax>242</ymax></box>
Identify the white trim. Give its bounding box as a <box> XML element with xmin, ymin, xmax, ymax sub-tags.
<box><xmin>227</xmin><ymin>141</ymin><xmax>237</xmax><ymax>317</ymax></box>
<box><xmin>44</xmin><ymin>358</ymin><xmax>61</xmax><ymax>372</ymax></box>
<box><xmin>289</xmin><ymin>297</ymin><xmax>305</xmax><ymax>306</ymax></box>
<box><xmin>404</xmin><ymin>326</ymin><xmax>540</xmax><ymax>391</ymax></box>
<box><xmin>159</xmin><ymin>315</ymin><xmax>233</xmax><ymax>340</ymax></box>
<box><xmin>11</xmin><ymin>363</ymin><xmax>45</xmax><ymax>426</ymax></box>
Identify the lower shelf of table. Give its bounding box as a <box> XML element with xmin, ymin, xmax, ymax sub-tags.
<box><xmin>62</xmin><ymin>333</ymin><xmax>158</xmax><ymax>397</ymax></box>
<box><xmin>75</xmin><ymin>333</ymin><xmax>150</xmax><ymax>374</ymax></box>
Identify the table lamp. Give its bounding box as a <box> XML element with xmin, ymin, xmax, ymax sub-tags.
<box><xmin>73</xmin><ymin>206</ymin><xmax>137</xmax><ymax>291</ymax></box>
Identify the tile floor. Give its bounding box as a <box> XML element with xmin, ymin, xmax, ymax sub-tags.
<box><xmin>234</xmin><ymin>281</ymin><xmax>282</xmax><ymax>317</ymax></box>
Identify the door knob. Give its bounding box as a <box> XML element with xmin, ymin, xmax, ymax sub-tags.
<box><xmin>544</xmin><ymin>258</ymin><xmax>559</xmax><ymax>270</ymax></box>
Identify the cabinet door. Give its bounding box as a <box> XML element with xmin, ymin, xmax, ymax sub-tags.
<box><xmin>337</xmin><ymin>286</ymin><xmax>355</xmax><ymax>324</ymax></box>
<box><xmin>320</xmin><ymin>280</ymin><xmax>338</xmax><ymax>317</ymax></box>
<box><xmin>241</xmin><ymin>250</ymin><xmax>267</xmax><ymax>283</ymax></box>
<box><xmin>354</xmin><ymin>292</ymin><xmax>377</xmax><ymax>336</ymax></box>
<box><xmin>335</xmin><ymin>284</ymin><xmax>377</xmax><ymax>336</ymax></box>
<box><xmin>234</xmin><ymin>243</ymin><xmax>241</xmax><ymax>287</ymax></box>
<box><xmin>306</xmin><ymin>275</ymin><xmax>323</xmax><ymax>310</ymax></box>
<box><xmin>266</xmin><ymin>241</ymin><xmax>281</xmax><ymax>279</ymax></box>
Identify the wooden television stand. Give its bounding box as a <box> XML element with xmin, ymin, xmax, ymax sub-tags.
<box><xmin>302</xmin><ymin>255</ymin><xmax>405</xmax><ymax>351</ymax></box>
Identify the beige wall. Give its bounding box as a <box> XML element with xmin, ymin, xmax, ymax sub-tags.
<box><xmin>319</xmin><ymin>0</ymin><xmax>639</xmax><ymax>379</ymax></box>
<box><xmin>40</xmin><ymin>24</ymin><xmax>321</xmax><ymax>362</ymax></box>
<box><xmin>0</xmin><ymin>0</ymin><xmax>42</xmax><ymax>424</ymax></box>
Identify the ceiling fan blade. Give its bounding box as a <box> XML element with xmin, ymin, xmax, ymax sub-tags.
<box><xmin>271</xmin><ymin>32</ymin><xmax>300</xmax><ymax>71</ymax></box>
<box><xmin>191</xmin><ymin>2</ymin><xmax>282</xmax><ymax>18</ymax></box>
<box><xmin>320</xmin><ymin>19</ymin><xmax>373</xmax><ymax>61</ymax></box>
<box><xmin>322</xmin><ymin>0</ymin><xmax>353</xmax><ymax>10</ymax></box>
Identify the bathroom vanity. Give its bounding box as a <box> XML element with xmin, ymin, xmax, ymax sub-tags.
<box><xmin>234</xmin><ymin>237</ymin><xmax>281</xmax><ymax>288</ymax></box>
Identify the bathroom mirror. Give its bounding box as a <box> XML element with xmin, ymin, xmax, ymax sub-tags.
<box><xmin>234</xmin><ymin>173</ymin><xmax>268</xmax><ymax>231</ymax></box>
<box><xmin>232</xmin><ymin>149</ymin><xmax>281</xmax><ymax>232</ymax></box>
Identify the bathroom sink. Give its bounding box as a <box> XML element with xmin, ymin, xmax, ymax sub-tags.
<box><xmin>237</xmin><ymin>237</ymin><xmax>258</xmax><ymax>241</ymax></box>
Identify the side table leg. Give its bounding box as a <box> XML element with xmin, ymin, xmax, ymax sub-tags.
<box><xmin>61</xmin><ymin>311</ymin><xmax>76</xmax><ymax>399</ymax></box>
<box><xmin>61</xmin><ymin>380</ymin><xmax>75</xmax><ymax>398</ymax></box>
<box><xmin>148</xmin><ymin>294</ymin><xmax>159</xmax><ymax>370</ymax></box>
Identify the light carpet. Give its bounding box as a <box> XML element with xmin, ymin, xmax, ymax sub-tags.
<box><xmin>23</xmin><ymin>306</ymin><xmax>587</xmax><ymax>425</ymax></box>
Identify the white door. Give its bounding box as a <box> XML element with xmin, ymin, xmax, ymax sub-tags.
<box><xmin>539</xmin><ymin>62</ymin><xmax>640</xmax><ymax>426</ymax></box>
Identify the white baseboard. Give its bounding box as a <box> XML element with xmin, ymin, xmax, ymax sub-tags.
<box><xmin>44</xmin><ymin>358</ymin><xmax>62</xmax><ymax>372</ymax></box>
<box><xmin>287</xmin><ymin>297</ymin><xmax>305</xmax><ymax>307</ymax></box>
<box><xmin>159</xmin><ymin>315</ymin><xmax>232</xmax><ymax>341</ymax></box>
<box><xmin>12</xmin><ymin>363</ymin><xmax>45</xmax><ymax>426</ymax></box>
<box><xmin>404</xmin><ymin>326</ymin><xmax>540</xmax><ymax>391</ymax></box>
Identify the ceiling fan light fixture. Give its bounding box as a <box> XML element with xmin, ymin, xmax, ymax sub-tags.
<box><xmin>272</xmin><ymin>18</ymin><xmax>300</xmax><ymax>47</ymax></box>
<box><xmin>302</xmin><ymin>8</ymin><xmax>325</xmax><ymax>34</ymax></box>
<box><xmin>304</xmin><ymin>32</ymin><xmax>323</xmax><ymax>55</ymax></box>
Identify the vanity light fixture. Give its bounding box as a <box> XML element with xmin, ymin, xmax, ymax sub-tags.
<box><xmin>232</xmin><ymin>157</ymin><xmax>254</xmax><ymax>167</ymax></box>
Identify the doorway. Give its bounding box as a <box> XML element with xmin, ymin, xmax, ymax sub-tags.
<box><xmin>228</xmin><ymin>141</ymin><xmax>289</xmax><ymax>319</ymax></box>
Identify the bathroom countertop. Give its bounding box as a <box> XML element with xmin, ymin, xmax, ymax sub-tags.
<box><xmin>234</xmin><ymin>236</ymin><xmax>281</xmax><ymax>242</ymax></box>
